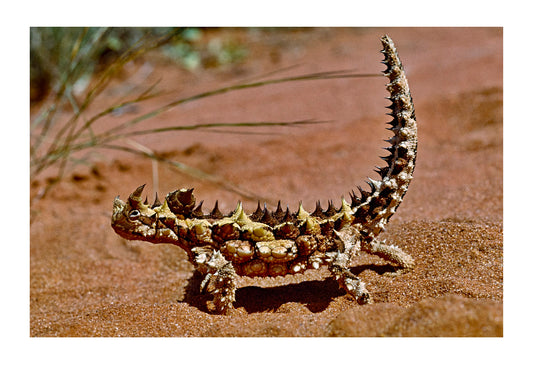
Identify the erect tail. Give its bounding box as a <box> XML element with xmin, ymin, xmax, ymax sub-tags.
<box><xmin>351</xmin><ymin>35</ymin><xmax>418</xmax><ymax>239</ymax></box>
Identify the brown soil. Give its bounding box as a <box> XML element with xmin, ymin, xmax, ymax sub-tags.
<box><xmin>30</xmin><ymin>27</ymin><xmax>503</xmax><ymax>337</ymax></box>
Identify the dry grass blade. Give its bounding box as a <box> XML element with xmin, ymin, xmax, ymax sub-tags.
<box><xmin>99</xmin><ymin>70</ymin><xmax>379</xmax><ymax>140</ymax></box>
<box><xmin>126</xmin><ymin>140</ymin><xmax>159</xmax><ymax>195</ymax></box>
<box><xmin>30</xmin><ymin>27</ymin><xmax>381</xmax><ymax>203</ymax></box>
<box><xmin>94</xmin><ymin>119</ymin><xmax>326</xmax><ymax>145</ymax></box>
<box><xmin>30</xmin><ymin>29</ymin><xmax>181</xmax><ymax>183</ymax></box>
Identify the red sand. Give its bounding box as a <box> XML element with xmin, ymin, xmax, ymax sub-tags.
<box><xmin>30</xmin><ymin>27</ymin><xmax>502</xmax><ymax>337</ymax></box>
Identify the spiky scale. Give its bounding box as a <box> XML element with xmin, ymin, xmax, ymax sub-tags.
<box><xmin>192</xmin><ymin>201</ymin><xmax>205</xmax><ymax>218</ymax></box>
<box><xmin>249</xmin><ymin>201</ymin><xmax>263</xmax><ymax>221</ymax></box>
<box><xmin>324</xmin><ymin>200</ymin><xmax>336</xmax><ymax>217</ymax></box>
<box><xmin>210</xmin><ymin>200</ymin><xmax>223</xmax><ymax>219</ymax></box>
<box><xmin>357</xmin><ymin>185</ymin><xmax>370</xmax><ymax>200</ymax></box>
<box><xmin>349</xmin><ymin>190</ymin><xmax>360</xmax><ymax>207</ymax></box>
<box><xmin>128</xmin><ymin>184</ymin><xmax>146</xmax><ymax>205</ymax></box>
<box><xmin>260</xmin><ymin>205</ymin><xmax>277</xmax><ymax>227</ymax></box>
<box><xmin>281</xmin><ymin>207</ymin><xmax>295</xmax><ymax>223</ymax></box>
<box><xmin>296</xmin><ymin>201</ymin><xmax>310</xmax><ymax>220</ymax></box>
<box><xmin>152</xmin><ymin>193</ymin><xmax>161</xmax><ymax>208</ymax></box>
<box><xmin>272</xmin><ymin>201</ymin><xmax>283</xmax><ymax>221</ymax></box>
<box><xmin>311</xmin><ymin>201</ymin><xmax>325</xmax><ymax>219</ymax></box>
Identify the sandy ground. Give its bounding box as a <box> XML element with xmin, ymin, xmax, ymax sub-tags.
<box><xmin>30</xmin><ymin>27</ymin><xmax>502</xmax><ymax>337</ymax></box>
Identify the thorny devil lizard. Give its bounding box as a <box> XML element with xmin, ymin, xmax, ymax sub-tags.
<box><xmin>112</xmin><ymin>35</ymin><xmax>417</xmax><ymax>313</ymax></box>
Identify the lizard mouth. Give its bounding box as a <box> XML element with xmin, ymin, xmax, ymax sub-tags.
<box><xmin>111</xmin><ymin>220</ymin><xmax>156</xmax><ymax>241</ymax></box>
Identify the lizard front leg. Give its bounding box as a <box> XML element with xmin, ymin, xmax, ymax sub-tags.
<box><xmin>192</xmin><ymin>247</ymin><xmax>237</xmax><ymax>314</ymax></box>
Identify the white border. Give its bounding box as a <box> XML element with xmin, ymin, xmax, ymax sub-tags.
<box><xmin>2</xmin><ymin>0</ymin><xmax>529</xmax><ymax>376</ymax></box>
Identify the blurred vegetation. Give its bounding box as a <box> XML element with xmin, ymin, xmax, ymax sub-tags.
<box><xmin>30</xmin><ymin>27</ymin><xmax>248</xmax><ymax>103</ymax></box>
<box><xmin>30</xmin><ymin>27</ymin><xmax>376</xmax><ymax>203</ymax></box>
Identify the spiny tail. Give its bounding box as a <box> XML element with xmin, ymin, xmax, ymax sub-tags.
<box><xmin>351</xmin><ymin>35</ymin><xmax>418</xmax><ymax>238</ymax></box>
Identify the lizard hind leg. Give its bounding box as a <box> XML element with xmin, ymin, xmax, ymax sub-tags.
<box><xmin>363</xmin><ymin>239</ymin><xmax>415</xmax><ymax>272</ymax></box>
<box><xmin>193</xmin><ymin>247</ymin><xmax>237</xmax><ymax>314</ymax></box>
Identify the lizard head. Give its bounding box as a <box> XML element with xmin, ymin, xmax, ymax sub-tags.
<box><xmin>111</xmin><ymin>184</ymin><xmax>158</xmax><ymax>241</ymax></box>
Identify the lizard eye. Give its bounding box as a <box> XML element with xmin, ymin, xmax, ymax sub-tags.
<box><xmin>129</xmin><ymin>209</ymin><xmax>141</xmax><ymax>219</ymax></box>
